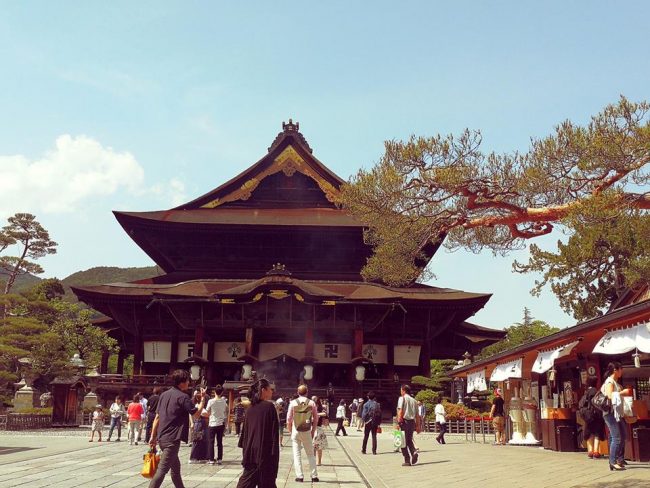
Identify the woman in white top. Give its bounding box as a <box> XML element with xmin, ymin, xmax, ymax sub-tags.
<box><xmin>434</xmin><ymin>399</ymin><xmax>447</xmax><ymax>445</ymax></box>
<box><xmin>601</xmin><ymin>361</ymin><xmax>633</xmax><ymax>471</ymax></box>
<box><xmin>335</xmin><ymin>400</ymin><xmax>348</xmax><ymax>436</ymax></box>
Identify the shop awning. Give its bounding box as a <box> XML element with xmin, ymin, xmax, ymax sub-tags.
<box><xmin>592</xmin><ymin>322</ymin><xmax>650</xmax><ymax>355</ymax></box>
<box><xmin>490</xmin><ymin>358</ymin><xmax>523</xmax><ymax>381</ymax></box>
<box><xmin>467</xmin><ymin>369</ymin><xmax>488</xmax><ymax>393</ymax></box>
<box><xmin>531</xmin><ymin>340</ymin><xmax>580</xmax><ymax>374</ymax></box>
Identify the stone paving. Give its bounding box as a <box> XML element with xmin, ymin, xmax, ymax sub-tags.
<box><xmin>0</xmin><ymin>427</ymin><xmax>649</xmax><ymax>487</ymax></box>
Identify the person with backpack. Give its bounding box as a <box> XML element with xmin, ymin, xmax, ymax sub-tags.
<box><xmin>360</xmin><ymin>391</ymin><xmax>381</xmax><ymax>455</ymax></box>
<box><xmin>578</xmin><ymin>376</ymin><xmax>606</xmax><ymax>459</ymax></box>
<box><xmin>349</xmin><ymin>399</ymin><xmax>359</xmax><ymax>429</ymax></box>
<box><xmin>286</xmin><ymin>384</ymin><xmax>319</xmax><ymax>483</ymax></box>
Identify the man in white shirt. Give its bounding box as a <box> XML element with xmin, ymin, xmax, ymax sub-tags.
<box><xmin>286</xmin><ymin>384</ymin><xmax>319</xmax><ymax>483</ymax></box>
<box><xmin>206</xmin><ymin>385</ymin><xmax>228</xmax><ymax>465</ymax></box>
<box><xmin>138</xmin><ymin>392</ymin><xmax>148</xmax><ymax>442</ymax></box>
<box><xmin>397</xmin><ymin>384</ymin><xmax>418</xmax><ymax>466</ymax></box>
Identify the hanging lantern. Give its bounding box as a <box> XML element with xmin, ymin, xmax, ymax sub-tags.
<box><xmin>548</xmin><ymin>368</ymin><xmax>556</xmax><ymax>383</ymax></box>
<box><xmin>190</xmin><ymin>364</ymin><xmax>201</xmax><ymax>381</ymax></box>
<box><xmin>355</xmin><ymin>364</ymin><xmax>366</xmax><ymax>381</ymax></box>
<box><xmin>242</xmin><ymin>363</ymin><xmax>253</xmax><ymax>380</ymax></box>
<box><xmin>303</xmin><ymin>364</ymin><xmax>314</xmax><ymax>381</ymax></box>
<box><xmin>633</xmin><ymin>349</ymin><xmax>641</xmax><ymax>368</ymax></box>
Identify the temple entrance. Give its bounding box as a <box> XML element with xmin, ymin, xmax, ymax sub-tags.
<box><xmin>257</xmin><ymin>355</ymin><xmax>303</xmax><ymax>388</ymax></box>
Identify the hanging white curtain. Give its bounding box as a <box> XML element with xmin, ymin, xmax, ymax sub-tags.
<box><xmin>531</xmin><ymin>340</ymin><xmax>580</xmax><ymax>374</ymax></box>
<box><xmin>467</xmin><ymin>369</ymin><xmax>488</xmax><ymax>393</ymax></box>
<box><xmin>490</xmin><ymin>357</ymin><xmax>523</xmax><ymax>382</ymax></box>
<box><xmin>592</xmin><ymin>322</ymin><xmax>650</xmax><ymax>355</ymax></box>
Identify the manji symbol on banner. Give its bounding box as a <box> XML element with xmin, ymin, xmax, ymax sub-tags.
<box><xmin>314</xmin><ymin>343</ymin><xmax>351</xmax><ymax>364</ymax></box>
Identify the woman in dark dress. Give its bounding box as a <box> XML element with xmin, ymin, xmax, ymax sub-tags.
<box><xmin>237</xmin><ymin>379</ymin><xmax>280</xmax><ymax>488</ymax></box>
<box><xmin>581</xmin><ymin>376</ymin><xmax>606</xmax><ymax>459</ymax></box>
<box><xmin>189</xmin><ymin>392</ymin><xmax>210</xmax><ymax>463</ymax></box>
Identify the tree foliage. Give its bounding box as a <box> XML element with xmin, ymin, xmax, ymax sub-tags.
<box><xmin>411</xmin><ymin>358</ymin><xmax>458</xmax><ymax>393</ymax></box>
<box><xmin>0</xmin><ymin>213</ymin><xmax>57</xmax><ymax>295</ymax></box>
<box><xmin>338</xmin><ymin>97</ymin><xmax>650</xmax><ymax>317</ymax></box>
<box><xmin>476</xmin><ymin>308</ymin><xmax>560</xmax><ymax>359</ymax></box>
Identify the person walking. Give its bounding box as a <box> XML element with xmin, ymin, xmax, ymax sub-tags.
<box><xmin>107</xmin><ymin>396</ymin><xmax>125</xmax><ymax>442</ymax></box>
<box><xmin>490</xmin><ymin>388</ymin><xmax>506</xmax><ymax>445</ymax></box>
<box><xmin>360</xmin><ymin>391</ymin><xmax>380</xmax><ymax>455</ymax></box>
<box><xmin>189</xmin><ymin>391</ymin><xmax>210</xmax><ymax>464</ymax></box>
<box><xmin>206</xmin><ymin>385</ymin><xmax>229</xmax><ymax>465</ymax></box>
<box><xmin>287</xmin><ymin>384</ymin><xmax>319</xmax><ymax>483</ymax></box>
<box><xmin>356</xmin><ymin>398</ymin><xmax>364</xmax><ymax>431</ymax></box>
<box><xmin>89</xmin><ymin>405</ymin><xmax>104</xmax><ymax>442</ymax></box>
<box><xmin>578</xmin><ymin>376</ymin><xmax>605</xmax><ymax>459</ymax></box>
<box><xmin>234</xmin><ymin>397</ymin><xmax>246</xmax><ymax>436</ymax></box>
<box><xmin>145</xmin><ymin>387</ymin><xmax>161</xmax><ymax>443</ymax></box>
<box><xmin>138</xmin><ymin>392</ymin><xmax>148</xmax><ymax>443</ymax></box>
<box><xmin>397</xmin><ymin>384</ymin><xmax>418</xmax><ymax>466</ymax></box>
<box><xmin>434</xmin><ymin>398</ymin><xmax>447</xmax><ymax>444</ymax></box>
<box><xmin>349</xmin><ymin>399</ymin><xmax>358</xmax><ymax>430</ymax></box>
<box><xmin>128</xmin><ymin>394</ymin><xmax>144</xmax><ymax>446</ymax></box>
<box><xmin>275</xmin><ymin>398</ymin><xmax>286</xmax><ymax>447</ymax></box>
<box><xmin>148</xmin><ymin>370</ymin><xmax>208</xmax><ymax>488</ymax></box>
<box><xmin>236</xmin><ymin>378</ymin><xmax>280</xmax><ymax>488</ymax></box>
<box><xmin>601</xmin><ymin>361</ymin><xmax>633</xmax><ymax>471</ymax></box>
<box><xmin>417</xmin><ymin>401</ymin><xmax>426</xmax><ymax>434</ymax></box>
<box><xmin>312</xmin><ymin>396</ymin><xmax>328</xmax><ymax>466</ymax></box>
<box><xmin>335</xmin><ymin>400</ymin><xmax>348</xmax><ymax>437</ymax></box>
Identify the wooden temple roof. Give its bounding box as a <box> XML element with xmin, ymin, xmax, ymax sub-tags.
<box><xmin>72</xmin><ymin>277</ymin><xmax>491</xmax><ymax>306</ymax></box>
<box><xmin>113</xmin><ymin>207</ymin><xmax>362</xmax><ymax>227</ymax></box>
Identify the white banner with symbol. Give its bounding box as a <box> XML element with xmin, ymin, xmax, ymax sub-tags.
<box><xmin>532</xmin><ymin>341</ymin><xmax>580</xmax><ymax>374</ymax></box>
<box><xmin>393</xmin><ymin>345</ymin><xmax>421</xmax><ymax>366</ymax></box>
<box><xmin>314</xmin><ymin>343</ymin><xmax>352</xmax><ymax>364</ymax></box>
<box><xmin>467</xmin><ymin>369</ymin><xmax>488</xmax><ymax>393</ymax></box>
<box><xmin>361</xmin><ymin>344</ymin><xmax>388</xmax><ymax>363</ymax></box>
<box><xmin>214</xmin><ymin>342</ymin><xmax>246</xmax><ymax>362</ymax></box>
<box><xmin>177</xmin><ymin>342</ymin><xmax>208</xmax><ymax>362</ymax></box>
<box><xmin>258</xmin><ymin>343</ymin><xmax>305</xmax><ymax>361</ymax></box>
<box><xmin>592</xmin><ymin>322</ymin><xmax>650</xmax><ymax>354</ymax></box>
<box><xmin>144</xmin><ymin>341</ymin><xmax>172</xmax><ymax>363</ymax></box>
<box><xmin>490</xmin><ymin>357</ymin><xmax>523</xmax><ymax>381</ymax></box>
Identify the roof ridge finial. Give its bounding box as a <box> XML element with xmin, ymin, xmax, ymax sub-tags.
<box><xmin>282</xmin><ymin>119</ymin><xmax>299</xmax><ymax>132</ymax></box>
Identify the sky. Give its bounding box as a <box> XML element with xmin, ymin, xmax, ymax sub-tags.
<box><xmin>1</xmin><ymin>2</ymin><xmax>649</xmax><ymax>331</ymax></box>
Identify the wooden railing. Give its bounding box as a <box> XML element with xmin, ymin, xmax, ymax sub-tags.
<box><xmin>424</xmin><ymin>417</ymin><xmax>496</xmax><ymax>443</ymax></box>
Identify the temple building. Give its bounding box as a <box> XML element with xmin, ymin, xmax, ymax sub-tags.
<box><xmin>73</xmin><ymin>121</ymin><xmax>504</xmax><ymax>399</ymax></box>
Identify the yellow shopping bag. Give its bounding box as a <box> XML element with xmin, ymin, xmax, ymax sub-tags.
<box><xmin>141</xmin><ymin>448</ymin><xmax>160</xmax><ymax>478</ymax></box>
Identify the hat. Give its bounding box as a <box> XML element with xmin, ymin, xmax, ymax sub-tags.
<box><xmin>495</xmin><ymin>388</ymin><xmax>502</xmax><ymax>396</ymax></box>
<box><xmin>95</xmin><ymin>404</ymin><xmax>102</xmax><ymax>409</ymax></box>
<box><xmin>275</xmin><ymin>398</ymin><xmax>284</xmax><ymax>404</ymax></box>
<box><xmin>358</xmin><ymin>398</ymin><xmax>363</xmax><ymax>402</ymax></box>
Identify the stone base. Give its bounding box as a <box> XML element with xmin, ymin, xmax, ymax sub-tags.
<box><xmin>13</xmin><ymin>387</ymin><xmax>39</xmax><ymax>410</ymax></box>
<box><xmin>83</xmin><ymin>392</ymin><xmax>99</xmax><ymax>410</ymax></box>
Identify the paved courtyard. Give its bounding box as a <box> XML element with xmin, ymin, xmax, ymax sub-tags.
<box><xmin>0</xmin><ymin>427</ymin><xmax>648</xmax><ymax>488</ymax></box>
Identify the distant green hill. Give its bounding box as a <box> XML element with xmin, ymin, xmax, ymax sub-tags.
<box><xmin>2</xmin><ymin>265</ymin><xmax>162</xmax><ymax>299</ymax></box>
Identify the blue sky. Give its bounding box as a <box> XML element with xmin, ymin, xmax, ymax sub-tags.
<box><xmin>1</xmin><ymin>2</ymin><xmax>648</xmax><ymax>330</ymax></box>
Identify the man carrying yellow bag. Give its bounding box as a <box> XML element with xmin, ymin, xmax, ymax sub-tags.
<box><xmin>141</xmin><ymin>447</ymin><xmax>160</xmax><ymax>478</ymax></box>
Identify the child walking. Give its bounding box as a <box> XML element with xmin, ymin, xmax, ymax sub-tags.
<box><xmin>89</xmin><ymin>405</ymin><xmax>105</xmax><ymax>442</ymax></box>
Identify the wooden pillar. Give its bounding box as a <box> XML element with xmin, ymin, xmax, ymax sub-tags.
<box><xmin>99</xmin><ymin>349</ymin><xmax>110</xmax><ymax>374</ymax></box>
<box><xmin>117</xmin><ymin>349</ymin><xmax>126</xmax><ymax>375</ymax></box>
<box><xmin>387</xmin><ymin>328</ymin><xmax>395</xmax><ymax>380</ymax></box>
<box><xmin>419</xmin><ymin>313</ymin><xmax>432</xmax><ymax>377</ymax></box>
<box><xmin>206</xmin><ymin>336</ymin><xmax>215</xmax><ymax>386</ymax></box>
<box><xmin>353</xmin><ymin>329</ymin><xmax>363</xmax><ymax>358</ymax></box>
<box><xmin>245</xmin><ymin>328</ymin><xmax>254</xmax><ymax>356</ymax></box>
<box><xmin>169</xmin><ymin>326</ymin><xmax>179</xmax><ymax>374</ymax></box>
<box><xmin>305</xmin><ymin>328</ymin><xmax>314</xmax><ymax>358</ymax></box>
<box><xmin>133</xmin><ymin>334</ymin><xmax>143</xmax><ymax>375</ymax></box>
<box><xmin>194</xmin><ymin>326</ymin><xmax>205</xmax><ymax>358</ymax></box>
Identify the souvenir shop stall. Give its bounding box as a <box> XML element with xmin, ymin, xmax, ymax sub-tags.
<box><xmin>455</xmin><ymin>294</ymin><xmax>650</xmax><ymax>460</ymax></box>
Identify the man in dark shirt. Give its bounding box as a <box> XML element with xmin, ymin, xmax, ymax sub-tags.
<box><xmin>490</xmin><ymin>387</ymin><xmax>506</xmax><ymax>445</ymax></box>
<box><xmin>145</xmin><ymin>386</ymin><xmax>162</xmax><ymax>443</ymax></box>
<box><xmin>149</xmin><ymin>370</ymin><xmax>207</xmax><ymax>488</ymax></box>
